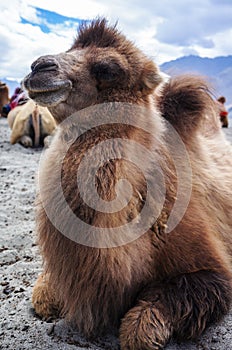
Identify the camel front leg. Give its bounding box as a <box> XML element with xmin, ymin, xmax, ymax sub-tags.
<box><xmin>119</xmin><ymin>269</ymin><xmax>231</xmax><ymax>349</ymax></box>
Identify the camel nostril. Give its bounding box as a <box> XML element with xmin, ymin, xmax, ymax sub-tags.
<box><xmin>31</xmin><ymin>58</ymin><xmax>59</xmax><ymax>73</ymax></box>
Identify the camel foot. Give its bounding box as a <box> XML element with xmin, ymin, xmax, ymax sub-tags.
<box><xmin>120</xmin><ymin>300</ymin><xmax>172</xmax><ymax>349</ymax></box>
<box><xmin>19</xmin><ymin>135</ymin><xmax>33</xmax><ymax>148</ymax></box>
<box><xmin>119</xmin><ymin>269</ymin><xmax>231</xmax><ymax>349</ymax></box>
<box><xmin>32</xmin><ymin>273</ymin><xmax>60</xmax><ymax>320</ymax></box>
<box><xmin>43</xmin><ymin>135</ymin><xmax>54</xmax><ymax>148</ymax></box>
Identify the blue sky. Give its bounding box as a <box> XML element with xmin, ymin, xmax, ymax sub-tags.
<box><xmin>1</xmin><ymin>0</ymin><xmax>232</xmax><ymax>80</ymax></box>
<box><xmin>20</xmin><ymin>8</ymin><xmax>85</xmax><ymax>34</ymax></box>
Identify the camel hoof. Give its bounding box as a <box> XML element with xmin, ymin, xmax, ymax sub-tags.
<box><xmin>20</xmin><ymin>135</ymin><xmax>33</xmax><ymax>148</ymax></box>
<box><xmin>120</xmin><ymin>301</ymin><xmax>172</xmax><ymax>350</ymax></box>
<box><xmin>43</xmin><ymin>135</ymin><xmax>54</xmax><ymax>148</ymax></box>
<box><xmin>32</xmin><ymin>273</ymin><xmax>60</xmax><ymax>320</ymax></box>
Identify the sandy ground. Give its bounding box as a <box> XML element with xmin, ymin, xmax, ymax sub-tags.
<box><xmin>0</xmin><ymin>117</ymin><xmax>232</xmax><ymax>350</ymax></box>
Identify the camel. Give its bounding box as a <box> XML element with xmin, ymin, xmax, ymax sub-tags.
<box><xmin>216</xmin><ymin>96</ymin><xmax>229</xmax><ymax>128</ymax></box>
<box><xmin>23</xmin><ymin>19</ymin><xmax>232</xmax><ymax>349</ymax></box>
<box><xmin>0</xmin><ymin>81</ymin><xmax>10</xmax><ymax>116</ymax></box>
<box><xmin>8</xmin><ymin>99</ymin><xmax>56</xmax><ymax>148</ymax></box>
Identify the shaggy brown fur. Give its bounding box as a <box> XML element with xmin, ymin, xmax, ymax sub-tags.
<box><xmin>0</xmin><ymin>81</ymin><xmax>10</xmax><ymax>116</ymax></box>
<box><xmin>23</xmin><ymin>19</ymin><xmax>232</xmax><ymax>349</ymax></box>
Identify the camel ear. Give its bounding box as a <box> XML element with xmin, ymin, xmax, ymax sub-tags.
<box><xmin>91</xmin><ymin>60</ymin><xmax>127</xmax><ymax>89</ymax></box>
<box><xmin>140</xmin><ymin>61</ymin><xmax>163</xmax><ymax>92</ymax></box>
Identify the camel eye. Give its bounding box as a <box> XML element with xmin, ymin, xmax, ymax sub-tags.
<box><xmin>91</xmin><ymin>61</ymin><xmax>127</xmax><ymax>89</ymax></box>
<box><xmin>92</xmin><ymin>62</ymin><xmax>118</xmax><ymax>81</ymax></box>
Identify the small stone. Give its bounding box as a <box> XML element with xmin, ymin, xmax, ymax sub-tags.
<box><xmin>14</xmin><ymin>287</ymin><xmax>25</xmax><ymax>293</ymax></box>
<box><xmin>211</xmin><ymin>335</ymin><xmax>220</xmax><ymax>342</ymax></box>
<box><xmin>21</xmin><ymin>325</ymin><xmax>30</xmax><ymax>331</ymax></box>
<box><xmin>1</xmin><ymin>281</ymin><xmax>9</xmax><ymax>286</ymax></box>
<box><xmin>46</xmin><ymin>324</ymin><xmax>55</xmax><ymax>335</ymax></box>
<box><xmin>3</xmin><ymin>285</ymin><xmax>15</xmax><ymax>295</ymax></box>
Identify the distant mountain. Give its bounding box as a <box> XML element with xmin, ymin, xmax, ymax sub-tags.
<box><xmin>160</xmin><ymin>55</ymin><xmax>232</xmax><ymax>105</ymax></box>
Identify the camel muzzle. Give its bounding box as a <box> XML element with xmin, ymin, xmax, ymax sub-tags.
<box><xmin>31</xmin><ymin>56</ymin><xmax>59</xmax><ymax>74</ymax></box>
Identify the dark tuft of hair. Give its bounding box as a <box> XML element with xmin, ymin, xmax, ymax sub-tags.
<box><xmin>70</xmin><ymin>18</ymin><xmax>123</xmax><ymax>49</ymax></box>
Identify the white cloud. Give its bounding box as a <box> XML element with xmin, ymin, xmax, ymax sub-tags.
<box><xmin>0</xmin><ymin>1</ymin><xmax>76</xmax><ymax>80</ymax></box>
<box><xmin>0</xmin><ymin>0</ymin><xmax>232</xmax><ymax>81</ymax></box>
<box><xmin>24</xmin><ymin>0</ymin><xmax>108</xmax><ymax>19</ymax></box>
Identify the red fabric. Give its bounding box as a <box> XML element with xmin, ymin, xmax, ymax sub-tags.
<box><xmin>220</xmin><ymin>110</ymin><xmax>228</xmax><ymax>117</ymax></box>
<box><xmin>9</xmin><ymin>91</ymin><xmax>28</xmax><ymax>109</ymax></box>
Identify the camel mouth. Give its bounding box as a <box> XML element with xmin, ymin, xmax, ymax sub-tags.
<box><xmin>26</xmin><ymin>80</ymin><xmax>72</xmax><ymax>94</ymax></box>
<box><xmin>23</xmin><ymin>77</ymin><xmax>72</xmax><ymax>106</ymax></box>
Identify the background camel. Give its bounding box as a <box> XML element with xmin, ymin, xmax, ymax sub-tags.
<box><xmin>8</xmin><ymin>99</ymin><xmax>56</xmax><ymax>147</ymax></box>
<box><xmin>23</xmin><ymin>19</ymin><xmax>232</xmax><ymax>349</ymax></box>
<box><xmin>216</xmin><ymin>96</ymin><xmax>229</xmax><ymax>128</ymax></box>
<box><xmin>0</xmin><ymin>81</ymin><xmax>10</xmax><ymax>116</ymax></box>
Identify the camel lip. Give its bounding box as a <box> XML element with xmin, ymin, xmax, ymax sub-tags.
<box><xmin>25</xmin><ymin>79</ymin><xmax>72</xmax><ymax>94</ymax></box>
<box><xmin>26</xmin><ymin>80</ymin><xmax>72</xmax><ymax>107</ymax></box>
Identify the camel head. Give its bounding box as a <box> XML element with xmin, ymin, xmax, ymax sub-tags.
<box><xmin>23</xmin><ymin>19</ymin><xmax>162</xmax><ymax>123</ymax></box>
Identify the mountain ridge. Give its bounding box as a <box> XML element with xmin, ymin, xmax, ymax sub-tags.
<box><xmin>160</xmin><ymin>55</ymin><xmax>232</xmax><ymax>105</ymax></box>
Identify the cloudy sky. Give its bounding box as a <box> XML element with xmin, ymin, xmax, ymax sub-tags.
<box><xmin>1</xmin><ymin>0</ymin><xmax>232</xmax><ymax>81</ymax></box>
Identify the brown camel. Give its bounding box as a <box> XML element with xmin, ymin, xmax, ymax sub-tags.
<box><xmin>8</xmin><ymin>99</ymin><xmax>56</xmax><ymax>148</ymax></box>
<box><xmin>23</xmin><ymin>19</ymin><xmax>232</xmax><ymax>349</ymax></box>
<box><xmin>0</xmin><ymin>81</ymin><xmax>10</xmax><ymax>116</ymax></box>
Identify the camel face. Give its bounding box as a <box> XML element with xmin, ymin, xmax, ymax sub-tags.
<box><xmin>23</xmin><ymin>49</ymin><xmax>130</xmax><ymax>121</ymax></box>
<box><xmin>23</xmin><ymin>53</ymin><xmax>73</xmax><ymax>107</ymax></box>
<box><xmin>23</xmin><ymin>21</ymin><xmax>162</xmax><ymax>123</ymax></box>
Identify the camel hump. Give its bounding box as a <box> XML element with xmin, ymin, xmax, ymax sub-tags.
<box><xmin>158</xmin><ymin>75</ymin><xmax>215</xmax><ymax>136</ymax></box>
